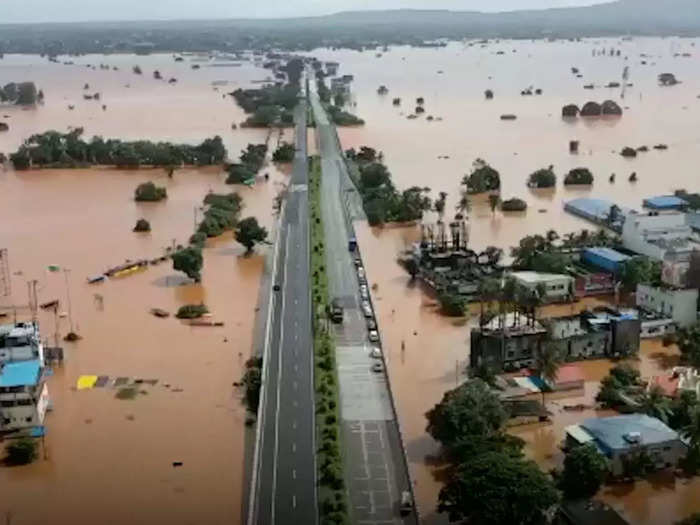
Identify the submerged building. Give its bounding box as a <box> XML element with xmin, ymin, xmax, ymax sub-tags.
<box><xmin>470</xmin><ymin>309</ymin><xmax>641</xmax><ymax>372</ymax></box>
<box><xmin>0</xmin><ymin>322</ymin><xmax>50</xmax><ymax>432</ymax></box>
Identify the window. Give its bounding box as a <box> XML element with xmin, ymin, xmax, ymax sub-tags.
<box><xmin>25</xmin><ymin>416</ymin><xmax>32</xmax><ymax>423</ymax></box>
<box><xmin>663</xmin><ymin>446</ymin><xmax>671</xmax><ymax>451</ymax></box>
<box><xmin>0</xmin><ymin>400</ymin><xmax>15</xmax><ymax>408</ymax></box>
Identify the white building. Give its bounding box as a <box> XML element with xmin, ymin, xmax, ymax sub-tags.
<box><xmin>511</xmin><ymin>271</ymin><xmax>574</xmax><ymax>302</ymax></box>
<box><xmin>636</xmin><ymin>284</ymin><xmax>698</xmax><ymax>329</ymax></box>
<box><xmin>0</xmin><ymin>322</ymin><xmax>49</xmax><ymax>432</ymax></box>
<box><xmin>622</xmin><ymin>213</ymin><xmax>700</xmax><ymax>261</ymax></box>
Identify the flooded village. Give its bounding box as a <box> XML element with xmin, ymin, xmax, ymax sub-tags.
<box><xmin>2</xmin><ymin>14</ymin><xmax>700</xmax><ymax>525</ymax></box>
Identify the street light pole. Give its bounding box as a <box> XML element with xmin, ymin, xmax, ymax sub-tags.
<box><xmin>63</xmin><ymin>269</ymin><xmax>74</xmax><ymax>333</ymax></box>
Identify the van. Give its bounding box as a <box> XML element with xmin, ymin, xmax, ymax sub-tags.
<box><xmin>400</xmin><ymin>491</ymin><xmax>413</xmax><ymax>515</ymax></box>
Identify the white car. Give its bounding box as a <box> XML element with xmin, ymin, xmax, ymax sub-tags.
<box><xmin>360</xmin><ymin>285</ymin><xmax>369</xmax><ymax>299</ymax></box>
<box><xmin>369</xmin><ymin>347</ymin><xmax>382</xmax><ymax>359</ymax></box>
<box><xmin>368</xmin><ymin>330</ymin><xmax>379</xmax><ymax>342</ymax></box>
<box><xmin>363</xmin><ymin>306</ymin><xmax>373</xmax><ymax>318</ymax></box>
<box><xmin>372</xmin><ymin>362</ymin><xmax>384</xmax><ymax>373</ymax></box>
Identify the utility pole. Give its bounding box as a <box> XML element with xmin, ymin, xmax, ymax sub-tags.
<box><xmin>27</xmin><ymin>279</ymin><xmax>38</xmax><ymax>322</ymax></box>
<box><xmin>63</xmin><ymin>269</ymin><xmax>74</xmax><ymax>333</ymax></box>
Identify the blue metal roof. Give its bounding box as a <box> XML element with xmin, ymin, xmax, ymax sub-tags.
<box><xmin>584</xmin><ymin>247</ymin><xmax>631</xmax><ymax>263</ymax></box>
<box><xmin>0</xmin><ymin>359</ymin><xmax>41</xmax><ymax>387</ymax></box>
<box><xmin>643</xmin><ymin>195</ymin><xmax>687</xmax><ymax>209</ymax></box>
<box><xmin>581</xmin><ymin>414</ymin><xmax>678</xmax><ymax>451</ymax></box>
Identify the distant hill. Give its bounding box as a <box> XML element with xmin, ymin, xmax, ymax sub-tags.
<box><xmin>0</xmin><ymin>0</ymin><xmax>698</xmax><ymax>55</ymax></box>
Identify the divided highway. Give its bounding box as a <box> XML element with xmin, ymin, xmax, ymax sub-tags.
<box><xmin>250</xmin><ymin>100</ymin><xmax>316</xmax><ymax>525</ymax></box>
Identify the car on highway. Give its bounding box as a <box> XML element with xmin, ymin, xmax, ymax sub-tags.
<box><xmin>400</xmin><ymin>491</ymin><xmax>414</xmax><ymax>516</ymax></box>
<box><xmin>371</xmin><ymin>362</ymin><xmax>384</xmax><ymax>373</ymax></box>
<box><xmin>354</xmin><ymin>257</ymin><xmax>362</xmax><ymax>267</ymax></box>
<box><xmin>366</xmin><ymin>318</ymin><xmax>377</xmax><ymax>330</ymax></box>
<box><xmin>368</xmin><ymin>329</ymin><xmax>379</xmax><ymax>342</ymax></box>
<box><xmin>357</xmin><ymin>266</ymin><xmax>366</xmax><ymax>284</ymax></box>
<box><xmin>362</xmin><ymin>305</ymin><xmax>373</xmax><ymax>318</ymax></box>
<box><xmin>360</xmin><ymin>285</ymin><xmax>369</xmax><ymax>299</ymax></box>
<box><xmin>369</xmin><ymin>347</ymin><xmax>382</xmax><ymax>359</ymax></box>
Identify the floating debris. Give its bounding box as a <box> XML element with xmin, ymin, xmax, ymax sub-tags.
<box><xmin>150</xmin><ymin>308</ymin><xmax>170</xmax><ymax>318</ymax></box>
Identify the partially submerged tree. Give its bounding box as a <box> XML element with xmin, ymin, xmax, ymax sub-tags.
<box><xmin>235</xmin><ymin>217</ymin><xmax>268</xmax><ymax>252</ymax></box>
<box><xmin>463</xmin><ymin>159</ymin><xmax>500</xmax><ymax>194</ymax></box>
<box><xmin>559</xmin><ymin>443</ymin><xmax>609</xmax><ymax>499</ymax></box>
<box><xmin>172</xmin><ymin>246</ymin><xmax>203</xmax><ymax>282</ymax></box>
<box><xmin>5</xmin><ymin>438</ymin><xmax>38</xmax><ymax>465</ymax></box>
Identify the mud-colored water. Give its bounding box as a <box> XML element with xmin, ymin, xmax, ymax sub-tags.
<box><xmin>0</xmin><ymin>54</ymin><xmax>291</xmax><ymax>524</ymax></box>
<box><xmin>337</xmin><ymin>37</ymin><xmax>700</xmax><ymax>524</ymax></box>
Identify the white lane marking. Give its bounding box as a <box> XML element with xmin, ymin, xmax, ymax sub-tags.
<box><xmin>293</xmin><ymin>420</ymin><xmax>297</xmax><ymax>429</ymax></box>
<box><xmin>292</xmin><ymin>495</ymin><xmax>297</xmax><ymax>508</ymax></box>
<box><xmin>292</xmin><ymin>469</ymin><xmax>297</xmax><ymax>480</ymax></box>
<box><xmin>292</xmin><ymin>442</ymin><xmax>297</xmax><ymax>453</ymax></box>
<box><xmin>293</xmin><ymin>381</ymin><xmax>298</xmax><ymax>390</ymax></box>
<box><xmin>293</xmin><ymin>401</ymin><xmax>298</xmax><ymax>407</ymax></box>
<box><xmin>294</xmin><ymin>364</ymin><xmax>298</xmax><ymax>372</ymax></box>
<box><xmin>271</xmin><ymin>230</ymin><xmax>291</xmax><ymax>525</ymax></box>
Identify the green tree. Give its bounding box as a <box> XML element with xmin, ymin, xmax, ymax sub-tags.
<box><xmin>488</xmin><ymin>193</ymin><xmax>501</xmax><ymax>215</ymax></box>
<box><xmin>438</xmin><ymin>293</ymin><xmax>466</xmax><ymax>317</ymax></box>
<box><xmin>235</xmin><ymin>217</ymin><xmax>268</xmax><ymax>252</ymax></box>
<box><xmin>433</xmin><ymin>191</ymin><xmax>448</xmax><ymax>219</ymax></box>
<box><xmin>133</xmin><ymin>218</ymin><xmax>151</xmax><ymax>232</ymax></box>
<box><xmin>272</xmin><ymin>142</ymin><xmax>295</xmax><ymax>162</ymax></box>
<box><xmin>175</xmin><ymin>304</ymin><xmax>208</xmax><ymax>319</ymax></box>
<box><xmin>5</xmin><ymin>438</ymin><xmax>38</xmax><ymax>465</ymax></box>
<box><xmin>564</xmin><ymin>168</ymin><xmax>594</xmax><ymax>185</ymax></box>
<box><xmin>681</xmin><ymin>406</ymin><xmax>700</xmax><ymax>474</ymax></box>
<box><xmin>676</xmin><ymin>323</ymin><xmax>700</xmax><ymax>368</ymax></box>
<box><xmin>134</xmin><ymin>181</ymin><xmax>167</xmax><ymax>201</ymax></box>
<box><xmin>677</xmin><ymin>514</ymin><xmax>700</xmax><ymax>525</ymax></box>
<box><xmin>172</xmin><ymin>246</ymin><xmax>203</xmax><ymax>282</ymax></box>
<box><xmin>559</xmin><ymin>443</ymin><xmax>609</xmax><ymax>499</ymax></box>
<box><xmin>437</xmin><ymin>452</ymin><xmax>560</xmax><ymax>525</ymax></box>
<box><xmin>426</xmin><ymin>379</ymin><xmax>507</xmax><ymax>450</ymax></box>
<box><xmin>534</xmin><ymin>343</ymin><xmax>562</xmax><ymax>405</ymax></box>
<box><xmin>463</xmin><ymin>159</ymin><xmax>500</xmax><ymax>194</ymax></box>
<box><xmin>638</xmin><ymin>385</ymin><xmax>672</xmax><ymax>423</ymax></box>
<box><xmin>619</xmin><ymin>257</ymin><xmax>662</xmax><ymax>293</ymax></box>
<box><xmin>528</xmin><ymin>166</ymin><xmax>556</xmax><ymax>188</ymax></box>
<box><xmin>669</xmin><ymin>390</ymin><xmax>698</xmax><ymax>430</ymax></box>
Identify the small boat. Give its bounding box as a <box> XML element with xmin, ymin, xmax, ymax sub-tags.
<box><xmin>150</xmin><ymin>308</ymin><xmax>170</xmax><ymax>318</ymax></box>
<box><xmin>87</xmin><ymin>275</ymin><xmax>106</xmax><ymax>284</ymax></box>
<box><xmin>40</xmin><ymin>299</ymin><xmax>59</xmax><ymax>310</ymax></box>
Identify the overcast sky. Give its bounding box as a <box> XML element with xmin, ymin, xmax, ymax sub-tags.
<box><xmin>3</xmin><ymin>0</ymin><xmax>612</xmax><ymax>24</ymax></box>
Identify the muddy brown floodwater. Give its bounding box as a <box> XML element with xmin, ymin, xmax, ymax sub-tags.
<box><xmin>0</xmin><ymin>54</ymin><xmax>291</xmax><ymax>524</ymax></box>
<box><xmin>321</xmin><ymin>37</ymin><xmax>700</xmax><ymax>524</ymax></box>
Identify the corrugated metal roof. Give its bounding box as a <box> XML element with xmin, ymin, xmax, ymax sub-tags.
<box><xmin>584</xmin><ymin>247</ymin><xmax>631</xmax><ymax>263</ymax></box>
<box><xmin>566</xmin><ymin>424</ymin><xmax>595</xmax><ymax>444</ymax></box>
<box><xmin>643</xmin><ymin>195</ymin><xmax>688</xmax><ymax>209</ymax></box>
<box><xmin>581</xmin><ymin>414</ymin><xmax>679</xmax><ymax>450</ymax></box>
<box><xmin>0</xmin><ymin>359</ymin><xmax>41</xmax><ymax>387</ymax></box>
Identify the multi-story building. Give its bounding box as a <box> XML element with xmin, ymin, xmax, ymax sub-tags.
<box><xmin>636</xmin><ymin>284</ymin><xmax>698</xmax><ymax>331</ymax></box>
<box><xmin>511</xmin><ymin>271</ymin><xmax>575</xmax><ymax>303</ymax></box>
<box><xmin>470</xmin><ymin>309</ymin><xmax>641</xmax><ymax>372</ymax></box>
<box><xmin>0</xmin><ymin>322</ymin><xmax>50</xmax><ymax>432</ymax></box>
<box><xmin>622</xmin><ymin>212</ymin><xmax>700</xmax><ymax>261</ymax></box>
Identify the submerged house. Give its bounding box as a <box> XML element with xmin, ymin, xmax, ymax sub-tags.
<box><xmin>565</xmin><ymin>414</ymin><xmax>686</xmax><ymax>477</ymax></box>
<box><xmin>0</xmin><ymin>322</ymin><xmax>50</xmax><ymax>432</ymax></box>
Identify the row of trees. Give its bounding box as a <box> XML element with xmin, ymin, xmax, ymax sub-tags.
<box><xmin>10</xmin><ymin>129</ymin><xmax>227</xmax><ymax>170</ymax></box>
<box><xmin>346</xmin><ymin>146</ymin><xmax>432</xmax><ymax>226</ymax></box>
<box><xmin>226</xmin><ymin>144</ymin><xmax>268</xmax><ymax>184</ymax></box>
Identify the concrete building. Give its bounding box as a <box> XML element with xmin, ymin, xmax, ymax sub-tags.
<box><xmin>0</xmin><ymin>359</ymin><xmax>49</xmax><ymax>431</ymax></box>
<box><xmin>636</xmin><ymin>284</ymin><xmax>698</xmax><ymax>330</ymax></box>
<box><xmin>565</xmin><ymin>414</ymin><xmax>686</xmax><ymax>476</ymax></box>
<box><xmin>0</xmin><ymin>322</ymin><xmax>49</xmax><ymax>432</ymax></box>
<box><xmin>470</xmin><ymin>310</ymin><xmax>641</xmax><ymax>372</ymax></box>
<box><xmin>621</xmin><ymin>212</ymin><xmax>700</xmax><ymax>261</ymax></box>
<box><xmin>511</xmin><ymin>271</ymin><xmax>575</xmax><ymax>303</ymax></box>
<box><xmin>581</xmin><ymin>247</ymin><xmax>631</xmax><ymax>275</ymax></box>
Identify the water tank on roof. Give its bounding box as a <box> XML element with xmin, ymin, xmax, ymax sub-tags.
<box><xmin>623</xmin><ymin>431</ymin><xmax>641</xmax><ymax>444</ymax></box>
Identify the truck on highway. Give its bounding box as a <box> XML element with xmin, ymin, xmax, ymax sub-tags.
<box><xmin>329</xmin><ymin>298</ymin><xmax>344</xmax><ymax>324</ymax></box>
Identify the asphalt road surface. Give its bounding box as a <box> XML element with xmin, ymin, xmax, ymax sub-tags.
<box><xmin>310</xmin><ymin>92</ymin><xmax>418</xmax><ymax>525</ymax></box>
<box><xmin>252</xmin><ymin>99</ymin><xmax>316</xmax><ymax>525</ymax></box>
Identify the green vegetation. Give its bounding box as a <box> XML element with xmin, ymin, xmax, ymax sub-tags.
<box><xmin>681</xmin><ymin>404</ymin><xmax>700</xmax><ymax>474</ymax></box>
<box><xmin>231</xmin><ymin>84</ymin><xmax>298</xmax><ymax>127</ymax></box>
<box><xmin>115</xmin><ymin>386</ymin><xmax>140</xmax><ymax>400</ymax></box>
<box><xmin>501</xmin><ymin>197</ymin><xmax>527</xmax><ymax>212</ymax></box>
<box><xmin>595</xmin><ymin>364</ymin><xmax>641</xmax><ymax>409</ymax></box>
<box><xmin>564</xmin><ymin>167</ymin><xmax>594</xmax><ymax>185</ymax></box>
<box><xmin>438</xmin><ymin>293</ymin><xmax>467</xmax><ymax>317</ymax></box>
<box><xmin>677</xmin><ymin>514</ymin><xmax>700</xmax><ymax>525</ymax></box>
<box><xmin>197</xmin><ymin>192</ymin><xmax>244</xmax><ymax>238</ymax></box>
<box><xmin>426</xmin><ymin>380</ymin><xmax>559</xmax><ymax>524</ymax></box>
<box><xmin>677</xmin><ymin>324</ymin><xmax>700</xmax><ymax>369</ymax></box>
<box><xmin>134</xmin><ymin>181</ymin><xmax>167</xmax><ymax>202</ymax></box>
<box><xmin>463</xmin><ymin>158</ymin><xmax>500</xmax><ymax>194</ymax></box>
<box><xmin>559</xmin><ymin>444</ymin><xmax>609</xmax><ymax>499</ymax></box>
<box><xmin>172</xmin><ymin>247</ymin><xmax>204</xmax><ymax>282</ymax></box>
<box><xmin>511</xmin><ymin>233</ymin><xmax>569</xmax><ymax>273</ymax></box>
<box><xmin>309</xmin><ymin>157</ymin><xmax>350</xmax><ymax>524</ymax></box>
<box><xmin>9</xmin><ymin>129</ymin><xmax>226</xmax><ymax>170</ymax></box>
<box><xmin>527</xmin><ymin>166</ymin><xmax>556</xmax><ymax>188</ymax></box>
<box><xmin>5</xmin><ymin>438</ymin><xmax>38</xmax><ymax>465</ymax></box>
<box><xmin>272</xmin><ymin>142</ymin><xmax>295</xmax><ymax>162</ymax></box>
<box><xmin>241</xmin><ymin>357</ymin><xmax>263</xmax><ymax>413</ymax></box>
<box><xmin>346</xmin><ymin>146</ymin><xmax>431</xmax><ymax>226</ymax></box>
<box><xmin>235</xmin><ymin>217</ymin><xmax>268</xmax><ymax>253</ymax></box>
<box><xmin>326</xmin><ymin>105</ymin><xmax>365</xmax><ymax>126</ymax></box>
<box><xmin>133</xmin><ymin>218</ymin><xmax>151</xmax><ymax>232</ymax></box>
<box><xmin>534</xmin><ymin>343</ymin><xmax>562</xmax><ymax>404</ymax></box>
<box><xmin>0</xmin><ymin>82</ymin><xmax>39</xmax><ymax>105</ymax></box>
<box><xmin>226</xmin><ymin>144</ymin><xmax>267</xmax><ymax>184</ymax></box>
<box><xmin>175</xmin><ymin>304</ymin><xmax>208</xmax><ymax>319</ymax></box>
<box><xmin>619</xmin><ymin>257</ymin><xmax>662</xmax><ymax>292</ymax></box>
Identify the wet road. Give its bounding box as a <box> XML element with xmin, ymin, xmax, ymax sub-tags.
<box><xmin>310</xmin><ymin>91</ymin><xmax>418</xmax><ymax>525</ymax></box>
<box><xmin>252</xmin><ymin>100</ymin><xmax>316</xmax><ymax>525</ymax></box>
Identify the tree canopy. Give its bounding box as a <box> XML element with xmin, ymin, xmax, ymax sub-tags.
<box><xmin>528</xmin><ymin>166</ymin><xmax>556</xmax><ymax>188</ymax></box>
<box><xmin>463</xmin><ymin>159</ymin><xmax>501</xmax><ymax>194</ymax></box>
<box><xmin>172</xmin><ymin>246</ymin><xmax>203</xmax><ymax>282</ymax></box>
<box><xmin>676</xmin><ymin>323</ymin><xmax>700</xmax><ymax>369</ymax></box>
<box><xmin>619</xmin><ymin>257</ymin><xmax>662</xmax><ymax>292</ymax></box>
<box><xmin>134</xmin><ymin>181</ymin><xmax>167</xmax><ymax>202</ymax></box>
<box><xmin>564</xmin><ymin>168</ymin><xmax>594</xmax><ymax>185</ymax></box>
<box><xmin>437</xmin><ymin>451</ymin><xmax>560</xmax><ymax>525</ymax></box>
<box><xmin>272</xmin><ymin>142</ymin><xmax>295</xmax><ymax>162</ymax></box>
<box><xmin>235</xmin><ymin>217</ymin><xmax>268</xmax><ymax>252</ymax></box>
<box><xmin>559</xmin><ymin>444</ymin><xmax>609</xmax><ymax>499</ymax></box>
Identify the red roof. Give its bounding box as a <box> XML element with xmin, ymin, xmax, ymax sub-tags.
<box><xmin>651</xmin><ymin>375</ymin><xmax>679</xmax><ymax>397</ymax></box>
<box><xmin>554</xmin><ymin>364</ymin><xmax>585</xmax><ymax>385</ymax></box>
